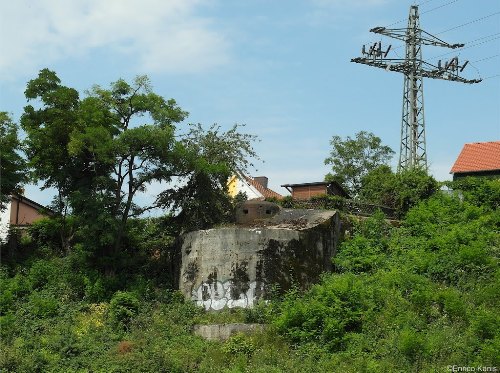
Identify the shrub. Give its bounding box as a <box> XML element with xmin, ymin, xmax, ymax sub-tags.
<box><xmin>398</xmin><ymin>329</ymin><xmax>427</xmax><ymax>363</ymax></box>
<box><xmin>108</xmin><ymin>291</ymin><xmax>140</xmax><ymax>328</ymax></box>
<box><xmin>223</xmin><ymin>333</ymin><xmax>256</xmax><ymax>357</ymax></box>
<box><xmin>28</xmin><ymin>292</ymin><xmax>59</xmax><ymax>318</ymax></box>
<box><xmin>273</xmin><ymin>274</ymin><xmax>367</xmax><ymax>351</ymax></box>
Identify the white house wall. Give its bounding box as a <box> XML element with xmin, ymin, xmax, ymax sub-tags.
<box><xmin>237</xmin><ymin>180</ymin><xmax>263</xmax><ymax>200</ymax></box>
<box><xmin>0</xmin><ymin>202</ymin><xmax>12</xmax><ymax>243</ymax></box>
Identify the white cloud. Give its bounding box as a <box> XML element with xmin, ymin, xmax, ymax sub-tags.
<box><xmin>0</xmin><ymin>0</ymin><xmax>229</xmax><ymax>79</ymax></box>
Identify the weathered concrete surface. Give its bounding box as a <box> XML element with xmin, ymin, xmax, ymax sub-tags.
<box><xmin>193</xmin><ymin>323</ymin><xmax>266</xmax><ymax>341</ymax></box>
<box><xmin>179</xmin><ymin>207</ymin><xmax>340</xmax><ymax>310</ymax></box>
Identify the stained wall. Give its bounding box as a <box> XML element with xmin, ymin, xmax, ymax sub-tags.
<box><xmin>179</xmin><ymin>207</ymin><xmax>340</xmax><ymax>310</ymax></box>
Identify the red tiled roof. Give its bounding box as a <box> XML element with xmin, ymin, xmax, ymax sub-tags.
<box><xmin>244</xmin><ymin>176</ymin><xmax>283</xmax><ymax>200</ymax></box>
<box><xmin>450</xmin><ymin>141</ymin><xmax>500</xmax><ymax>173</ymax></box>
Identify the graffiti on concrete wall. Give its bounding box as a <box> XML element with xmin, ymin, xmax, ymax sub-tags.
<box><xmin>191</xmin><ymin>280</ymin><xmax>264</xmax><ymax>311</ymax></box>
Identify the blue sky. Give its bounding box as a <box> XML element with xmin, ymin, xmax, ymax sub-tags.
<box><xmin>1</xmin><ymin>0</ymin><xmax>499</xmax><ymax>207</ymax></box>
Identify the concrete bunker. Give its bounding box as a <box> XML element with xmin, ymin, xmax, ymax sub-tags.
<box><xmin>179</xmin><ymin>201</ymin><xmax>340</xmax><ymax>310</ymax></box>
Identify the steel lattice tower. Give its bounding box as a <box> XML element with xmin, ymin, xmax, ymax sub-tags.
<box><xmin>351</xmin><ymin>5</ymin><xmax>481</xmax><ymax>171</ymax></box>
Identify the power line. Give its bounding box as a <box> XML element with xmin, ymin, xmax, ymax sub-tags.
<box><xmin>416</xmin><ymin>0</ymin><xmax>440</xmax><ymax>6</ymax></box>
<box><xmin>472</xmin><ymin>54</ymin><xmax>500</xmax><ymax>64</ymax></box>
<box><xmin>482</xmin><ymin>74</ymin><xmax>500</xmax><ymax>80</ymax></box>
<box><xmin>431</xmin><ymin>34</ymin><xmax>500</xmax><ymax>59</ymax></box>
<box><xmin>438</xmin><ymin>11</ymin><xmax>500</xmax><ymax>34</ymax></box>
<box><xmin>421</xmin><ymin>0</ymin><xmax>460</xmax><ymax>15</ymax></box>
<box><xmin>387</xmin><ymin>0</ymin><xmax>460</xmax><ymax>27</ymax></box>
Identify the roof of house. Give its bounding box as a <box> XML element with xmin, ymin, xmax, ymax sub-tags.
<box><xmin>281</xmin><ymin>181</ymin><xmax>331</xmax><ymax>187</ymax></box>
<box><xmin>244</xmin><ymin>176</ymin><xmax>283</xmax><ymax>200</ymax></box>
<box><xmin>281</xmin><ymin>180</ymin><xmax>350</xmax><ymax>198</ymax></box>
<box><xmin>450</xmin><ymin>141</ymin><xmax>500</xmax><ymax>174</ymax></box>
<box><xmin>11</xmin><ymin>194</ymin><xmax>55</xmax><ymax>214</ymax></box>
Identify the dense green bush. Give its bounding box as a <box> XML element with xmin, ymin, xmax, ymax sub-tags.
<box><xmin>360</xmin><ymin>166</ymin><xmax>438</xmax><ymax>217</ymax></box>
<box><xmin>108</xmin><ymin>291</ymin><xmax>140</xmax><ymax>328</ymax></box>
<box><xmin>448</xmin><ymin>176</ymin><xmax>500</xmax><ymax>210</ymax></box>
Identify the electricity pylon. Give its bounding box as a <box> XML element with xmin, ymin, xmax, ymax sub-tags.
<box><xmin>351</xmin><ymin>5</ymin><xmax>481</xmax><ymax>171</ymax></box>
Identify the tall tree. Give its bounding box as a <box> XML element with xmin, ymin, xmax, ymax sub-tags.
<box><xmin>21</xmin><ymin>70</ymin><xmax>189</xmax><ymax>257</ymax></box>
<box><xmin>78</xmin><ymin>76</ymin><xmax>189</xmax><ymax>252</ymax></box>
<box><xmin>158</xmin><ymin>123</ymin><xmax>258</xmax><ymax>232</ymax></box>
<box><xmin>324</xmin><ymin>131</ymin><xmax>394</xmax><ymax>196</ymax></box>
<box><xmin>21</xmin><ymin>69</ymin><xmax>259</xmax><ymax>261</ymax></box>
<box><xmin>21</xmin><ymin>69</ymin><xmax>106</xmax><ymax>251</ymax></box>
<box><xmin>0</xmin><ymin>112</ymin><xmax>26</xmax><ymax>210</ymax></box>
<box><xmin>21</xmin><ymin>68</ymin><xmax>82</xmax><ymax>213</ymax></box>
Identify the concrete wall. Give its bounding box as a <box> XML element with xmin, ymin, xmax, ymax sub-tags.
<box><xmin>179</xmin><ymin>208</ymin><xmax>340</xmax><ymax>310</ymax></box>
<box><xmin>193</xmin><ymin>324</ymin><xmax>266</xmax><ymax>341</ymax></box>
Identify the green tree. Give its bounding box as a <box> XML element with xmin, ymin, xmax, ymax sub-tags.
<box><xmin>21</xmin><ymin>70</ymin><xmax>189</xmax><ymax>259</ymax></box>
<box><xmin>21</xmin><ymin>69</ymin><xmax>111</xmax><ymax>252</ymax></box>
<box><xmin>158</xmin><ymin>123</ymin><xmax>258</xmax><ymax>232</ymax></box>
<box><xmin>21</xmin><ymin>69</ymin><xmax>258</xmax><ymax>261</ymax></box>
<box><xmin>77</xmin><ymin>76</ymin><xmax>188</xmax><ymax>253</ymax></box>
<box><xmin>324</xmin><ymin>131</ymin><xmax>394</xmax><ymax>196</ymax></box>
<box><xmin>0</xmin><ymin>112</ymin><xmax>26</xmax><ymax>210</ymax></box>
<box><xmin>21</xmin><ymin>69</ymin><xmax>82</xmax><ymax>211</ymax></box>
<box><xmin>360</xmin><ymin>166</ymin><xmax>437</xmax><ymax>217</ymax></box>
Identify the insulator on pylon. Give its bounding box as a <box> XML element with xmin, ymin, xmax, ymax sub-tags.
<box><xmin>460</xmin><ymin>60</ymin><xmax>468</xmax><ymax>72</ymax></box>
<box><xmin>384</xmin><ymin>45</ymin><xmax>391</xmax><ymax>57</ymax></box>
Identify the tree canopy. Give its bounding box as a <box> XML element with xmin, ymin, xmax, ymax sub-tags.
<box><xmin>360</xmin><ymin>165</ymin><xmax>438</xmax><ymax>217</ymax></box>
<box><xmin>19</xmin><ymin>69</ymin><xmax>258</xmax><ymax>262</ymax></box>
<box><xmin>324</xmin><ymin>131</ymin><xmax>394</xmax><ymax>196</ymax></box>
<box><xmin>0</xmin><ymin>112</ymin><xmax>26</xmax><ymax>210</ymax></box>
<box><xmin>158</xmin><ymin>123</ymin><xmax>259</xmax><ymax>232</ymax></box>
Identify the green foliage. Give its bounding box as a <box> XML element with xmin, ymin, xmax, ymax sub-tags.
<box><xmin>273</xmin><ymin>274</ymin><xmax>367</xmax><ymax>351</ymax></box>
<box><xmin>158</xmin><ymin>123</ymin><xmax>258</xmax><ymax>233</ymax></box>
<box><xmin>223</xmin><ymin>333</ymin><xmax>256</xmax><ymax>357</ymax></box>
<box><xmin>448</xmin><ymin>176</ymin><xmax>500</xmax><ymax>210</ymax></box>
<box><xmin>27</xmin><ymin>217</ymin><xmax>75</xmax><ymax>254</ymax></box>
<box><xmin>360</xmin><ymin>165</ymin><xmax>438</xmax><ymax>217</ymax></box>
<box><xmin>0</xmin><ymin>112</ymin><xmax>26</xmax><ymax>210</ymax></box>
<box><xmin>334</xmin><ymin>211</ymin><xmax>391</xmax><ymax>273</ymax></box>
<box><xmin>270</xmin><ymin>189</ymin><xmax>498</xmax><ymax>369</ymax></box>
<box><xmin>108</xmin><ymin>291</ymin><xmax>140</xmax><ymax>328</ymax></box>
<box><xmin>20</xmin><ymin>69</ymin><xmax>258</xmax><ymax>264</ymax></box>
<box><xmin>398</xmin><ymin>328</ymin><xmax>427</xmax><ymax>363</ymax></box>
<box><xmin>324</xmin><ymin>131</ymin><xmax>394</xmax><ymax>196</ymax></box>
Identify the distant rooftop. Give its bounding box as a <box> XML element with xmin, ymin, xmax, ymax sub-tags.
<box><xmin>244</xmin><ymin>176</ymin><xmax>283</xmax><ymax>200</ymax></box>
<box><xmin>450</xmin><ymin>141</ymin><xmax>500</xmax><ymax>174</ymax></box>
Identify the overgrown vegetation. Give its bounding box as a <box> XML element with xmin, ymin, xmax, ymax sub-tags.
<box><xmin>1</xmin><ymin>177</ymin><xmax>497</xmax><ymax>372</ymax></box>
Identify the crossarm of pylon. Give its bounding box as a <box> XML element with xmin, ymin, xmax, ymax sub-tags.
<box><xmin>370</xmin><ymin>27</ymin><xmax>407</xmax><ymax>43</ymax></box>
<box><xmin>351</xmin><ymin>58</ymin><xmax>411</xmax><ymax>74</ymax></box>
<box><xmin>350</xmin><ymin>58</ymin><xmax>481</xmax><ymax>83</ymax></box>
<box><xmin>370</xmin><ymin>27</ymin><xmax>464</xmax><ymax>48</ymax></box>
<box><xmin>420</xmin><ymin>31</ymin><xmax>463</xmax><ymax>48</ymax></box>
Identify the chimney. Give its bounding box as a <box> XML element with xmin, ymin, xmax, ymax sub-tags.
<box><xmin>253</xmin><ymin>176</ymin><xmax>268</xmax><ymax>189</ymax></box>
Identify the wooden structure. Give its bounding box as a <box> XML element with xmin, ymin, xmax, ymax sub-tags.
<box><xmin>281</xmin><ymin>181</ymin><xmax>349</xmax><ymax>200</ymax></box>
